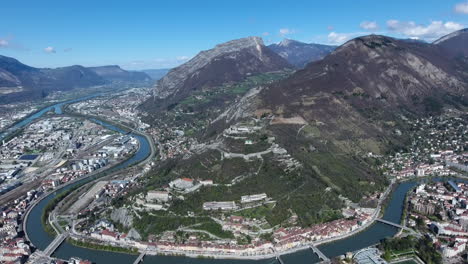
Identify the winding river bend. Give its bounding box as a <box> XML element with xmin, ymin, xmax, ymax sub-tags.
<box><xmin>13</xmin><ymin>94</ymin><xmax>421</xmax><ymax>263</ymax></box>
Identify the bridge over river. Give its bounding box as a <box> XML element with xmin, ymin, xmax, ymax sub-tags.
<box><xmin>41</xmin><ymin>232</ymin><xmax>69</xmax><ymax>257</ymax></box>
<box><xmin>133</xmin><ymin>251</ymin><xmax>146</xmax><ymax>264</ymax></box>
<box><xmin>273</xmin><ymin>245</ymin><xmax>330</xmax><ymax>264</ymax></box>
<box><xmin>376</xmin><ymin>218</ymin><xmax>420</xmax><ymax>236</ymax></box>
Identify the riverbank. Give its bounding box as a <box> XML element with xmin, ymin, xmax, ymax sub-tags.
<box><xmin>59</xmin><ymin>178</ymin><xmax>393</xmax><ymax>261</ymax></box>
<box><xmin>62</xmin><ymin>106</ymin><xmax>156</xmax><ymax>164</ymax></box>
<box><xmin>67</xmin><ymin>237</ymin><xmax>139</xmax><ymax>255</ymax></box>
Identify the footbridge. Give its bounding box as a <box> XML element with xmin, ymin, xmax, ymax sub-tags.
<box><xmin>376</xmin><ymin>218</ymin><xmax>411</xmax><ymax>231</ymax></box>
<box><xmin>376</xmin><ymin>218</ymin><xmax>420</xmax><ymax>236</ymax></box>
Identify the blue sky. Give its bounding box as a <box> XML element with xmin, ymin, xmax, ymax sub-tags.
<box><xmin>1</xmin><ymin>0</ymin><xmax>468</xmax><ymax>70</ymax></box>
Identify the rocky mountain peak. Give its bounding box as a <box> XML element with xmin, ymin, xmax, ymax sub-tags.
<box><xmin>266</xmin><ymin>33</ymin><xmax>466</xmax><ymax>113</ymax></box>
<box><xmin>152</xmin><ymin>36</ymin><xmax>290</xmax><ymax>100</ymax></box>
<box><xmin>212</xmin><ymin>36</ymin><xmax>264</xmax><ymax>53</ymax></box>
<box><xmin>332</xmin><ymin>35</ymin><xmax>397</xmax><ymax>55</ymax></box>
<box><xmin>278</xmin><ymin>38</ymin><xmax>301</xmax><ymax>47</ymax></box>
<box><xmin>268</xmin><ymin>39</ymin><xmax>336</xmax><ymax>68</ymax></box>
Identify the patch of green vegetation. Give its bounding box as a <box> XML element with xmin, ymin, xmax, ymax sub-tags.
<box><xmin>180</xmin><ymin>95</ymin><xmax>211</xmax><ymax>106</ymax></box>
<box><xmin>379</xmin><ymin>236</ymin><xmax>442</xmax><ymax>264</ymax></box>
<box><xmin>259</xmin><ymin>232</ymin><xmax>273</xmax><ymax>241</ymax></box>
<box><xmin>178</xmin><ymin>71</ymin><xmax>292</xmax><ymax>110</ymax></box>
<box><xmin>145</xmin><ymin>150</ymin><xmax>262</xmax><ymax>187</ymax></box>
<box><xmin>192</xmin><ymin>222</ymin><xmax>234</xmax><ymax>239</ymax></box>
<box><xmin>132</xmin><ymin>211</ymin><xmax>233</xmax><ymax>240</ymax></box>
<box><xmin>233</xmin><ymin>204</ymin><xmax>273</xmax><ymax>219</ymax></box>
<box><xmin>223</xmin><ymin>134</ymin><xmax>271</xmax><ymax>154</ymax></box>
<box><xmin>58</xmin><ymin>219</ymin><xmax>68</xmax><ymax>228</ymax></box>
<box><xmin>393</xmin><ymin>260</ymin><xmax>418</xmax><ymax>264</ymax></box>
<box><xmin>68</xmin><ymin>238</ymin><xmax>138</xmax><ymax>254</ymax></box>
<box><xmin>301</xmin><ymin>125</ymin><xmax>321</xmax><ymax>138</ymax></box>
<box><xmin>42</xmin><ymin>186</ymin><xmax>79</xmax><ymax>233</ymax></box>
<box><xmin>148</xmin><ymin>148</ymin><xmax>348</xmax><ymax>228</ymax></box>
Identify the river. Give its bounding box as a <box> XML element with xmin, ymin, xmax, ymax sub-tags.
<box><xmin>16</xmin><ymin>94</ymin><xmax>424</xmax><ymax>264</ymax></box>
<box><xmin>0</xmin><ymin>94</ymin><xmax>101</xmax><ymax>142</ymax></box>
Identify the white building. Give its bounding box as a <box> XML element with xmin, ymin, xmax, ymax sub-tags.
<box><xmin>169</xmin><ymin>178</ymin><xmax>194</xmax><ymax>190</ymax></box>
<box><xmin>442</xmin><ymin>242</ymin><xmax>466</xmax><ymax>258</ymax></box>
<box><xmin>203</xmin><ymin>201</ymin><xmax>237</xmax><ymax>211</ymax></box>
<box><xmin>146</xmin><ymin>190</ymin><xmax>170</xmax><ymax>202</ymax></box>
<box><xmin>241</xmin><ymin>193</ymin><xmax>267</xmax><ymax>204</ymax></box>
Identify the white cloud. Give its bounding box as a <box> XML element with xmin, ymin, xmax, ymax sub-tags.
<box><xmin>386</xmin><ymin>20</ymin><xmax>464</xmax><ymax>40</ymax></box>
<box><xmin>455</xmin><ymin>2</ymin><xmax>468</xmax><ymax>14</ymax></box>
<box><xmin>44</xmin><ymin>46</ymin><xmax>56</xmax><ymax>53</ymax></box>
<box><xmin>327</xmin><ymin>32</ymin><xmax>356</xmax><ymax>44</ymax></box>
<box><xmin>279</xmin><ymin>28</ymin><xmax>295</xmax><ymax>36</ymax></box>
<box><xmin>0</xmin><ymin>39</ymin><xmax>9</xmax><ymax>47</ymax></box>
<box><xmin>176</xmin><ymin>56</ymin><xmax>190</xmax><ymax>61</ymax></box>
<box><xmin>262</xmin><ymin>32</ymin><xmax>270</xmax><ymax>36</ymax></box>
<box><xmin>360</xmin><ymin>21</ymin><xmax>379</xmax><ymax>31</ymax></box>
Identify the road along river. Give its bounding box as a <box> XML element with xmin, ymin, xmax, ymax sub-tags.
<box><xmin>17</xmin><ymin>94</ymin><xmax>439</xmax><ymax>264</ymax></box>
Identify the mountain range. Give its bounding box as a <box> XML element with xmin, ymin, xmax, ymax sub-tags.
<box><xmin>0</xmin><ymin>56</ymin><xmax>151</xmax><ymax>103</ymax></box>
<box><xmin>88</xmin><ymin>65</ymin><xmax>151</xmax><ymax>82</ymax></box>
<box><xmin>268</xmin><ymin>39</ymin><xmax>336</xmax><ymax>68</ymax></box>
<box><xmin>0</xmin><ymin>37</ymin><xmax>339</xmax><ymax>104</ymax></box>
<box><xmin>143</xmin><ymin>36</ymin><xmax>292</xmax><ymax>111</ymax></box>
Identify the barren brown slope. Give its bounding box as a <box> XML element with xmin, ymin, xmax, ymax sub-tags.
<box><xmin>141</xmin><ymin>36</ymin><xmax>292</xmax><ymax>112</ymax></box>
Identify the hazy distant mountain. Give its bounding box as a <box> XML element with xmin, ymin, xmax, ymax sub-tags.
<box><xmin>144</xmin><ymin>36</ymin><xmax>292</xmax><ymax>110</ymax></box>
<box><xmin>141</xmin><ymin>68</ymin><xmax>170</xmax><ymax>80</ymax></box>
<box><xmin>0</xmin><ymin>55</ymin><xmax>105</xmax><ymax>102</ymax></box>
<box><xmin>268</xmin><ymin>39</ymin><xmax>336</xmax><ymax>68</ymax></box>
<box><xmin>400</xmin><ymin>38</ymin><xmax>427</xmax><ymax>44</ymax></box>
<box><xmin>88</xmin><ymin>65</ymin><xmax>151</xmax><ymax>82</ymax></box>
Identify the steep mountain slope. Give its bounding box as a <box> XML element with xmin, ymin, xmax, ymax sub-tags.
<box><xmin>434</xmin><ymin>28</ymin><xmax>468</xmax><ymax>58</ymax></box>
<box><xmin>88</xmin><ymin>65</ymin><xmax>151</xmax><ymax>82</ymax></box>
<box><xmin>268</xmin><ymin>39</ymin><xmax>336</xmax><ymax>68</ymax></box>
<box><xmin>0</xmin><ymin>55</ymin><xmax>106</xmax><ymax>102</ymax></box>
<box><xmin>251</xmin><ymin>35</ymin><xmax>467</xmax><ymax>156</ymax></box>
<box><xmin>262</xmin><ymin>35</ymin><xmax>466</xmax><ymax>112</ymax></box>
<box><xmin>144</xmin><ymin>36</ymin><xmax>292</xmax><ymax>110</ymax></box>
<box><xmin>203</xmin><ymin>35</ymin><xmax>468</xmax><ymax>218</ymax></box>
<box><xmin>0</xmin><ymin>55</ymin><xmax>41</xmax><ymax>88</ymax></box>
